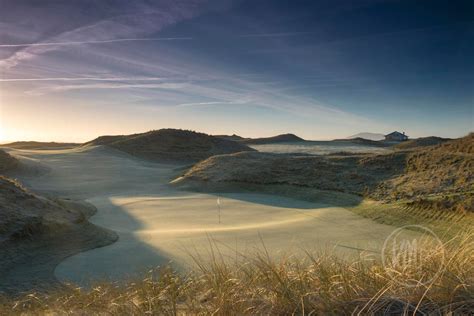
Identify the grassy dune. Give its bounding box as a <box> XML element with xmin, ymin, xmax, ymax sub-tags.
<box><xmin>84</xmin><ymin>129</ymin><xmax>255</xmax><ymax>162</ymax></box>
<box><xmin>0</xmin><ymin>149</ymin><xmax>18</xmax><ymax>173</ymax></box>
<box><xmin>393</xmin><ymin>136</ymin><xmax>450</xmax><ymax>150</ymax></box>
<box><xmin>1</xmin><ymin>135</ymin><xmax>472</xmax><ymax>314</ymax></box>
<box><xmin>0</xmin><ymin>176</ymin><xmax>117</xmax><ymax>294</ymax></box>
<box><xmin>0</xmin><ymin>228</ymin><xmax>471</xmax><ymax>315</ymax></box>
<box><xmin>178</xmin><ymin>133</ymin><xmax>474</xmax><ymax>212</ymax></box>
<box><xmin>1</xmin><ymin>142</ymin><xmax>79</xmax><ymax>150</ymax></box>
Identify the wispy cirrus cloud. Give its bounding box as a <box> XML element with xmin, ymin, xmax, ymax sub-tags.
<box><xmin>0</xmin><ymin>1</ymin><xmax>207</xmax><ymax>70</ymax></box>
<box><xmin>26</xmin><ymin>81</ymin><xmax>186</xmax><ymax>96</ymax></box>
<box><xmin>0</xmin><ymin>76</ymin><xmax>164</xmax><ymax>82</ymax></box>
<box><xmin>0</xmin><ymin>37</ymin><xmax>192</xmax><ymax>48</ymax></box>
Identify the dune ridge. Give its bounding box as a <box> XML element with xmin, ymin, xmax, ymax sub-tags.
<box><xmin>84</xmin><ymin>128</ymin><xmax>255</xmax><ymax>162</ymax></box>
<box><xmin>176</xmin><ymin>134</ymin><xmax>474</xmax><ymax>211</ymax></box>
<box><xmin>0</xmin><ymin>176</ymin><xmax>117</xmax><ymax>294</ymax></box>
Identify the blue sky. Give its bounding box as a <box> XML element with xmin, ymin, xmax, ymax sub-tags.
<box><xmin>0</xmin><ymin>0</ymin><xmax>473</xmax><ymax>142</ymax></box>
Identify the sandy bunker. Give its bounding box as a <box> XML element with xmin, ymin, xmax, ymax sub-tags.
<box><xmin>7</xmin><ymin>145</ymin><xmax>419</xmax><ymax>286</ymax></box>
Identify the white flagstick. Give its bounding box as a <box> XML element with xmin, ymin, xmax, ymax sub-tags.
<box><xmin>217</xmin><ymin>196</ymin><xmax>221</xmax><ymax>224</ymax></box>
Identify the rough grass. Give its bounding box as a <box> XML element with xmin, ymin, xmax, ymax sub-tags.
<box><xmin>0</xmin><ymin>142</ymin><xmax>79</xmax><ymax>150</ymax></box>
<box><xmin>393</xmin><ymin>136</ymin><xmax>451</xmax><ymax>150</ymax></box>
<box><xmin>0</xmin><ymin>229</ymin><xmax>471</xmax><ymax>315</ymax></box>
<box><xmin>84</xmin><ymin>129</ymin><xmax>255</xmax><ymax>162</ymax></box>
<box><xmin>0</xmin><ymin>149</ymin><xmax>18</xmax><ymax>173</ymax></box>
<box><xmin>178</xmin><ymin>133</ymin><xmax>474</xmax><ymax>211</ymax></box>
<box><xmin>372</xmin><ymin>134</ymin><xmax>474</xmax><ymax>206</ymax></box>
<box><xmin>351</xmin><ymin>199</ymin><xmax>474</xmax><ymax>239</ymax></box>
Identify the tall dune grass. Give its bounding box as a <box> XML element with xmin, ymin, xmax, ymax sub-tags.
<box><xmin>1</xmin><ymin>231</ymin><xmax>472</xmax><ymax>315</ymax></box>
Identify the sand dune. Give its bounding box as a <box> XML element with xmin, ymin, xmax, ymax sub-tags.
<box><xmin>6</xmin><ymin>145</ymin><xmax>420</xmax><ymax>287</ymax></box>
<box><xmin>1</xmin><ymin>141</ymin><xmax>79</xmax><ymax>150</ymax></box>
<box><xmin>0</xmin><ymin>176</ymin><xmax>117</xmax><ymax>293</ymax></box>
<box><xmin>84</xmin><ymin>128</ymin><xmax>255</xmax><ymax>163</ymax></box>
<box><xmin>0</xmin><ymin>149</ymin><xmax>18</xmax><ymax>173</ymax></box>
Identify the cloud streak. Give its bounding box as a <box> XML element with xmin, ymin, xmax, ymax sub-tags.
<box><xmin>239</xmin><ymin>31</ymin><xmax>314</xmax><ymax>37</ymax></box>
<box><xmin>0</xmin><ymin>37</ymin><xmax>192</xmax><ymax>48</ymax></box>
<box><xmin>0</xmin><ymin>77</ymin><xmax>164</xmax><ymax>82</ymax></box>
<box><xmin>26</xmin><ymin>82</ymin><xmax>186</xmax><ymax>95</ymax></box>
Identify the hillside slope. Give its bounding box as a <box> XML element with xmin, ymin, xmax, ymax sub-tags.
<box><xmin>0</xmin><ymin>176</ymin><xmax>117</xmax><ymax>293</ymax></box>
<box><xmin>372</xmin><ymin>134</ymin><xmax>473</xmax><ymax>205</ymax></box>
<box><xmin>348</xmin><ymin>132</ymin><xmax>385</xmax><ymax>141</ymax></box>
<box><xmin>177</xmin><ymin>151</ymin><xmax>405</xmax><ymax>196</ymax></box>
<box><xmin>0</xmin><ymin>149</ymin><xmax>18</xmax><ymax>173</ymax></box>
<box><xmin>176</xmin><ymin>134</ymin><xmax>473</xmax><ymax>211</ymax></box>
<box><xmin>393</xmin><ymin>136</ymin><xmax>450</xmax><ymax>150</ymax></box>
<box><xmin>1</xmin><ymin>141</ymin><xmax>79</xmax><ymax>150</ymax></box>
<box><xmin>241</xmin><ymin>133</ymin><xmax>304</xmax><ymax>144</ymax></box>
<box><xmin>333</xmin><ymin>137</ymin><xmax>389</xmax><ymax>147</ymax></box>
<box><xmin>85</xmin><ymin>129</ymin><xmax>255</xmax><ymax>162</ymax></box>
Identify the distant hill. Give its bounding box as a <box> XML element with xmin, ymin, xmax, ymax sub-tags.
<box><xmin>394</xmin><ymin>136</ymin><xmax>451</xmax><ymax>150</ymax></box>
<box><xmin>0</xmin><ymin>150</ymin><xmax>18</xmax><ymax>173</ymax></box>
<box><xmin>333</xmin><ymin>137</ymin><xmax>388</xmax><ymax>147</ymax></box>
<box><xmin>85</xmin><ymin>129</ymin><xmax>255</xmax><ymax>162</ymax></box>
<box><xmin>241</xmin><ymin>133</ymin><xmax>305</xmax><ymax>145</ymax></box>
<box><xmin>1</xmin><ymin>141</ymin><xmax>79</xmax><ymax>150</ymax></box>
<box><xmin>214</xmin><ymin>134</ymin><xmax>247</xmax><ymax>142</ymax></box>
<box><xmin>347</xmin><ymin>132</ymin><xmax>385</xmax><ymax>141</ymax></box>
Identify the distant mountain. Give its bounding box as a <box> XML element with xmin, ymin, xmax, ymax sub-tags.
<box><xmin>347</xmin><ymin>132</ymin><xmax>385</xmax><ymax>141</ymax></box>
<box><xmin>85</xmin><ymin>129</ymin><xmax>255</xmax><ymax>162</ymax></box>
<box><xmin>241</xmin><ymin>133</ymin><xmax>305</xmax><ymax>145</ymax></box>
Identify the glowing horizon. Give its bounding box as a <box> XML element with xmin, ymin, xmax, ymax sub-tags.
<box><xmin>1</xmin><ymin>1</ymin><xmax>473</xmax><ymax>143</ymax></box>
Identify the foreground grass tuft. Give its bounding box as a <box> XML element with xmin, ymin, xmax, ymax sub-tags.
<box><xmin>1</xmin><ymin>231</ymin><xmax>472</xmax><ymax>315</ymax></box>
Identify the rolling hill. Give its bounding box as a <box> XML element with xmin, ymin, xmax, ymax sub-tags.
<box><xmin>333</xmin><ymin>137</ymin><xmax>389</xmax><ymax>147</ymax></box>
<box><xmin>1</xmin><ymin>141</ymin><xmax>79</xmax><ymax>150</ymax></box>
<box><xmin>176</xmin><ymin>134</ymin><xmax>474</xmax><ymax>211</ymax></box>
<box><xmin>393</xmin><ymin>136</ymin><xmax>451</xmax><ymax>150</ymax></box>
<box><xmin>347</xmin><ymin>132</ymin><xmax>385</xmax><ymax>141</ymax></box>
<box><xmin>240</xmin><ymin>133</ymin><xmax>305</xmax><ymax>144</ymax></box>
<box><xmin>85</xmin><ymin>129</ymin><xmax>255</xmax><ymax>162</ymax></box>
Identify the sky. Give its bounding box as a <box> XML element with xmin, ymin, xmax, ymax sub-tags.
<box><xmin>0</xmin><ymin>0</ymin><xmax>473</xmax><ymax>142</ymax></box>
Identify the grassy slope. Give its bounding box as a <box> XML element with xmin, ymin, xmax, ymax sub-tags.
<box><xmin>0</xmin><ymin>150</ymin><xmax>18</xmax><ymax>173</ymax></box>
<box><xmin>371</xmin><ymin>133</ymin><xmax>474</xmax><ymax>211</ymax></box>
<box><xmin>0</xmin><ymin>135</ymin><xmax>472</xmax><ymax>314</ymax></box>
<box><xmin>393</xmin><ymin>136</ymin><xmax>451</xmax><ymax>150</ymax></box>
<box><xmin>1</xmin><ymin>141</ymin><xmax>79</xmax><ymax>150</ymax></box>
<box><xmin>0</xmin><ymin>176</ymin><xmax>117</xmax><ymax>293</ymax></box>
<box><xmin>240</xmin><ymin>133</ymin><xmax>305</xmax><ymax>144</ymax></box>
<box><xmin>332</xmin><ymin>137</ymin><xmax>389</xmax><ymax>147</ymax></box>
<box><xmin>0</xmin><ymin>230</ymin><xmax>471</xmax><ymax>315</ymax></box>
<box><xmin>85</xmin><ymin>129</ymin><xmax>255</xmax><ymax>162</ymax></box>
<box><xmin>178</xmin><ymin>134</ymin><xmax>474</xmax><ymax>211</ymax></box>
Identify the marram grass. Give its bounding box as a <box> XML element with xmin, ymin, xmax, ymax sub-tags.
<box><xmin>0</xmin><ymin>232</ymin><xmax>472</xmax><ymax>315</ymax></box>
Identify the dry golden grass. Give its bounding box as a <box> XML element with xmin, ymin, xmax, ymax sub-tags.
<box><xmin>0</xmin><ymin>228</ymin><xmax>472</xmax><ymax>315</ymax></box>
<box><xmin>84</xmin><ymin>129</ymin><xmax>255</xmax><ymax>162</ymax></box>
<box><xmin>351</xmin><ymin>199</ymin><xmax>474</xmax><ymax>239</ymax></box>
<box><xmin>0</xmin><ymin>149</ymin><xmax>18</xmax><ymax>173</ymax></box>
